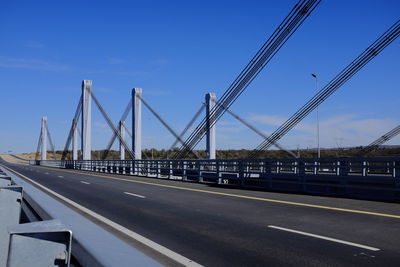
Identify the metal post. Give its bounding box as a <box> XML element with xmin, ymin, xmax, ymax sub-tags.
<box><xmin>41</xmin><ymin>117</ymin><xmax>47</xmax><ymax>160</ymax></box>
<box><xmin>72</xmin><ymin>119</ymin><xmax>78</xmax><ymax>160</ymax></box>
<box><xmin>206</xmin><ymin>93</ymin><xmax>216</xmax><ymax>159</ymax></box>
<box><xmin>132</xmin><ymin>88</ymin><xmax>142</xmax><ymax>160</ymax></box>
<box><xmin>119</xmin><ymin>120</ymin><xmax>125</xmax><ymax>160</ymax></box>
<box><xmin>82</xmin><ymin>80</ymin><xmax>92</xmax><ymax>160</ymax></box>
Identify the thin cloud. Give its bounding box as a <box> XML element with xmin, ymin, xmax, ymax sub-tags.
<box><xmin>248</xmin><ymin>112</ymin><xmax>398</xmax><ymax>148</ymax></box>
<box><xmin>147</xmin><ymin>58</ymin><xmax>169</xmax><ymax>67</ymax></box>
<box><xmin>250</xmin><ymin>114</ymin><xmax>286</xmax><ymax>127</ymax></box>
<box><xmin>144</xmin><ymin>89</ymin><xmax>173</xmax><ymax>96</ymax></box>
<box><xmin>217</xmin><ymin>120</ymin><xmax>245</xmax><ymax>133</ymax></box>
<box><xmin>115</xmin><ymin>70</ymin><xmax>148</xmax><ymax>77</ymax></box>
<box><xmin>24</xmin><ymin>41</ymin><xmax>45</xmax><ymax>48</ymax></box>
<box><xmin>94</xmin><ymin>87</ymin><xmax>114</xmax><ymax>93</ymax></box>
<box><xmin>218</xmin><ymin>120</ymin><xmax>241</xmax><ymax>126</ymax></box>
<box><xmin>105</xmin><ymin>56</ymin><xmax>125</xmax><ymax>65</ymax></box>
<box><xmin>0</xmin><ymin>56</ymin><xmax>69</xmax><ymax>71</ymax></box>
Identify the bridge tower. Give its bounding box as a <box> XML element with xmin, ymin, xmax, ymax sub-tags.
<box><xmin>41</xmin><ymin>116</ymin><xmax>48</xmax><ymax>160</ymax></box>
<box><xmin>132</xmin><ymin>88</ymin><xmax>142</xmax><ymax>159</ymax></box>
<box><xmin>206</xmin><ymin>93</ymin><xmax>216</xmax><ymax>159</ymax></box>
<box><xmin>82</xmin><ymin>80</ymin><xmax>92</xmax><ymax>160</ymax></box>
<box><xmin>119</xmin><ymin>120</ymin><xmax>125</xmax><ymax>160</ymax></box>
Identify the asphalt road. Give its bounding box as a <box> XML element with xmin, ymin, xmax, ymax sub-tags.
<box><xmin>2</xmin><ymin>160</ymin><xmax>400</xmax><ymax>267</ymax></box>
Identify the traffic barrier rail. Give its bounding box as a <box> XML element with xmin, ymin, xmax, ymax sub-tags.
<box><xmin>30</xmin><ymin>157</ymin><xmax>400</xmax><ymax>201</ymax></box>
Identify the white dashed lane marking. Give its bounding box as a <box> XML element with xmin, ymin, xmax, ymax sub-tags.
<box><xmin>268</xmin><ymin>225</ymin><xmax>380</xmax><ymax>251</ymax></box>
<box><xmin>124</xmin><ymin>192</ymin><xmax>146</xmax><ymax>199</ymax></box>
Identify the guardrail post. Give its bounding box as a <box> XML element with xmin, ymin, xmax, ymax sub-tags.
<box><xmin>0</xmin><ymin>186</ymin><xmax>23</xmax><ymax>266</ymax></box>
<box><xmin>7</xmin><ymin>220</ymin><xmax>72</xmax><ymax>267</ymax></box>
<box><xmin>394</xmin><ymin>161</ymin><xmax>399</xmax><ymax>178</ymax></box>
<box><xmin>156</xmin><ymin>161</ymin><xmax>160</xmax><ymax>178</ymax></box>
<box><xmin>198</xmin><ymin>161</ymin><xmax>203</xmax><ymax>183</ymax></box>
<box><xmin>216</xmin><ymin>161</ymin><xmax>221</xmax><ymax>184</ymax></box>
<box><xmin>336</xmin><ymin>161</ymin><xmax>340</xmax><ymax>175</ymax></box>
<box><xmin>313</xmin><ymin>161</ymin><xmax>318</xmax><ymax>175</ymax></box>
<box><xmin>183</xmin><ymin>161</ymin><xmax>187</xmax><ymax>181</ymax></box>
<box><xmin>362</xmin><ymin>161</ymin><xmax>367</xmax><ymax>177</ymax></box>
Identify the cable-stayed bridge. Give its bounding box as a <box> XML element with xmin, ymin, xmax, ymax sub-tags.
<box><xmin>1</xmin><ymin>1</ymin><xmax>400</xmax><ymax>266</ymax></box>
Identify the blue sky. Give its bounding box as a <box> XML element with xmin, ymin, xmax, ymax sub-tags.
<box><xmin>0</xmin><ymin>0</ymin><xmax>399</xmax><ymax>154</ymax></box>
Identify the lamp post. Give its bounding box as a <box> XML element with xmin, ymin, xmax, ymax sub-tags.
<box><xmin>311</xmin><ymin>74</ymin><xmax>320</xmax><ymax>158</ymax></box>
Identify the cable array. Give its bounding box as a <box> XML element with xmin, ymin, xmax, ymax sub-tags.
<box><xmin>90</xmin><ymin>92</ymin><xmax>135</xmax><ymax>159</ymax></box>
<box><xmin>102</xmin><ymin>99</ymin><xmax>132</xmax><ymax>159</ymax></box>
<box><xmin>249</xmin><ymin>19</ymin><xmax>400</xmax><ymax>158</ymax></box>
<box><xmin>172</xmin><ymin>0</ymin><xmax>320</xmax><ymax>159</ymax></box>
<box><xmin>361</xmin><ymin>125</ymin><xmax>400</xmax><ymax>155</ymax></box>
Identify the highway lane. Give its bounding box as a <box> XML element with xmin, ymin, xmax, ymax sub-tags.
<box><xmin>2</xmin><ymin>160</ymin><xmax>400</xmax><ymax>266</ymax></box>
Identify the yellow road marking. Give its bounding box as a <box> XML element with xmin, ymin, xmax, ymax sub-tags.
<box><xmin>22</xmin><ymin>165</ymin><xmax>400</xmax><ymax>219</ymax></box>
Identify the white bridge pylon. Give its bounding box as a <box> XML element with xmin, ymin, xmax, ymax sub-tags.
<box><xmin>41</xmin><ymin>117</ymin><xmax>48</xmax><ymax>160</ymax></box>
<box><xmin>81</xmin><ymin>80</ymin><xmax>92</xmax><ymax>160</ymax></box>
<box><xmin>36</xmin><ymin>116</ymin><xmax>57</xmax><ymax>161</ymax></box>
<box><xmin>61</xmin><ymin>81</ymin><xmax>219</xmax><ymax>160</ymax></box>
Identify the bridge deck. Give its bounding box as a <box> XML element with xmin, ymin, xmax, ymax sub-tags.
<box><xmin>2</xmin><ymin>160</ymin><xmax>400</xmax><ymax>266</ymax></box>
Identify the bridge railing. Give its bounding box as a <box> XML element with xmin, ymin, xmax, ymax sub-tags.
<box><xmin>29</xmin><ymin>157</ymin><xmax>400</xmax><ymax>178</ymax></box>
<box><xmin>29</xmin><ymin>157</ymin><xmax>400</xmax><ymax>201</ymax></box>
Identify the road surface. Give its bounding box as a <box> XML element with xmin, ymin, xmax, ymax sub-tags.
<box><xmin>2</xmin><ymin>159</ymin><xmax>400</xmax><ymax>266</ymax></box>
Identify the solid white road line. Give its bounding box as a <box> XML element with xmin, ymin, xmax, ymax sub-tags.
<box><xmin>58</xmin><ymin>176</ymin><xmax>64</xmax><ymax>178</ymax></box>
<box><xmin>268</xmin><ymin>225</ymin><xmax>380</xmax><ymax>251</ymax></box>
<box><xmin>80</xmin><ymin>181</ymin><xmax>90</xmax><ymax>185</ymax></box>
<box><xmin>3</xmin><ymin>165</ymin><xmax>201</xmax><ymax>267</ymax></box>
<box><xmin>124</xmin><ymin>192</ymin><xmax>146</xmax><ymax>199</ymax></box>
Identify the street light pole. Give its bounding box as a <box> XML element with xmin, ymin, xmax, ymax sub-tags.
<box><xmin>311</xmin><ymin>74</ymin><xmax>320</xmax><ymax>158</ymax></box>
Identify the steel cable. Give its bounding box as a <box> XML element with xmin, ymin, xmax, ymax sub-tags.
<box><xmin>61</xmin><ymin>96</ymin><xmax>82</xmax><ymax>160</ymax></box>
<box><xmin>250</xmin><ymin>20</ymin><xmax>400</xmax><ymax>157</ymax></box>
<box><xmin>102</xmin><ymin>99</ymin><xmax>132</xmax><ymax>159</ymax></box>
<box><xmin>173</xmin><ymin>0</ymin><xmax>320</xmax><ymax>159</ymax></box>
<box><xmin>361</xmin><ymin>125</ymin><xmax>400</xmax><ymax>155</ymax></box>
<box><xmin>90</xmin><ymin>91</ymin><xmax>135</xmax><ymax>159</ymax></box>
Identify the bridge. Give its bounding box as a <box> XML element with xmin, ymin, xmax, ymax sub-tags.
<box><xmin>1</xmin><ymin>0</ymin><xmax>400</xmax><ymax>266</ymax></box>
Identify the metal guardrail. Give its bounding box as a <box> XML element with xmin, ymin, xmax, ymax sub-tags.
<box><xmin>0</xmin><ymin>165</ymin><xmax>162</xmax><ymax>267</ymax></box>
<box><xmin>0</xmin><ymin>167</ymin><xmax>72</xmax><ymax>267</ymax></box>
<box><xmin>30</xmin><ymin>157</ymin><xmax>400</xmax><ymax>201</ymax></box>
